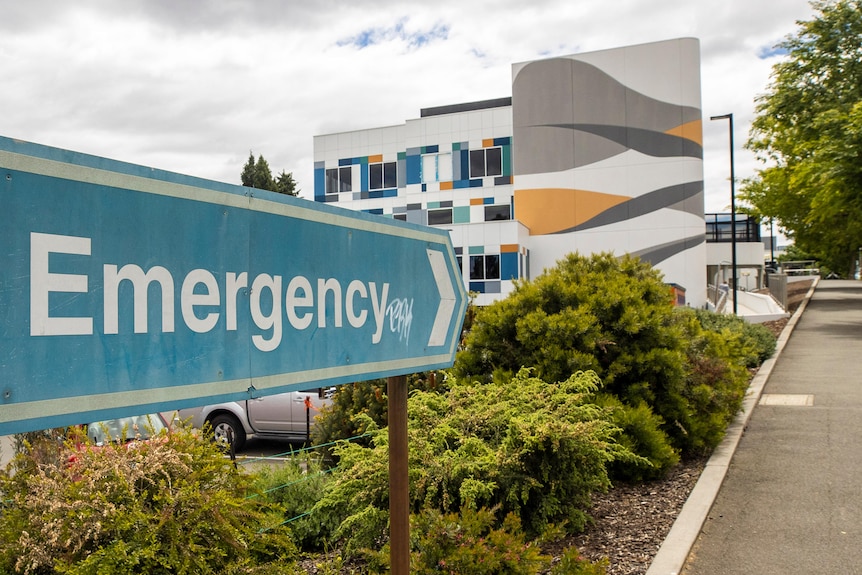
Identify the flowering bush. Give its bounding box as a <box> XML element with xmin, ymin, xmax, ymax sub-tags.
<box><xmin>0</xmin><ymin>426</ymin><xmax>296</xmax><ymax>575</ymax></box>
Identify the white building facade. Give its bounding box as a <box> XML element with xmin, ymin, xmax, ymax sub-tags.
<box><xmin>313</xmin><ymin>38</ymin><xmax>707</xmax><ymax>307</ymax></box>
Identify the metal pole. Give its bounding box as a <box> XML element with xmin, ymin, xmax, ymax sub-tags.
<box><xmin>388</xmin><ymin>375</ymin><xmax>410</xmax><ymax>575</ymax></box>
<box><xmin>770</xmin><ymin>219</ymin><xmax>775</xmax><ymax>265</ymax></box>
<box><xmin>711</xmin><ymin>113</ymin><xmax>738</xmax><ymax>314</ymax></box>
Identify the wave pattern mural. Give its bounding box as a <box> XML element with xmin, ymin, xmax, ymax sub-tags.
<box><xmin>512</xmin><ymin>38</ymin><xmax>705</xmax><ymax>301</ymax></box>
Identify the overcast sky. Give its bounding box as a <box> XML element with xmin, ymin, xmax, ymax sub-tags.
<box><xmin>1</xmin><ymin>0</ymin><xmax>817</xmax><ymax>215</ymax></box>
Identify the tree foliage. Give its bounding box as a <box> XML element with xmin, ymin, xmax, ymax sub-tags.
<box><xmin>241</xmin><ymin>152</ymin><xmax>299</xmax><ymax>196</ymax></box>
<box><xmin>742</xmin><ymin>0</ymin><xmax>862</xmax><ymax>275</ymax></box>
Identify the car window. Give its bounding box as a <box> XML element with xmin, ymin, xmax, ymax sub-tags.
<box><xmin>87</xmin><ymin>414</ymin><xmax>166</xmax><ymax>446</ymax></box>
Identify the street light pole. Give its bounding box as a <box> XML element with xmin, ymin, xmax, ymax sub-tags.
<box><xmin>711</xmin><ymin>113</ymin><xmax>738</xmax><ymax>314</ymax></box>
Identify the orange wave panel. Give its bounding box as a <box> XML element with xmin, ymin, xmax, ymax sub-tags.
<box><xmin>665</xmin><ymin>119</ymin><xmax>702</xmax><ymax>146</ymax></box>
<box><xmin>514</xmin><ymin>188</ymin><xmax>630</xmax><ymax>235</ymax></box>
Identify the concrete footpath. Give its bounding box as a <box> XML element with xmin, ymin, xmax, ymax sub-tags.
<box><xmin>648</xmin><ymin>279</ymin><xmax>862</xmax><ymax>575</ymax></box>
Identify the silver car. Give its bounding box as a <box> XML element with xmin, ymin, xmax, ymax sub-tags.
<box><xmin>177</xmin><ymin>389</ymin><xmax>332</xmax><ymax>451</ymax></box>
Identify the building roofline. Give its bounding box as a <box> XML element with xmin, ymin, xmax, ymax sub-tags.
<box><xmin>420</xmin><ymin>97</ymin><xmax>512</xmax><ymax>118</ymax></box>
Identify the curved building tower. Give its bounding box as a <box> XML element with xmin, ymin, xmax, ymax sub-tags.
<box><xmin>512</xmin><ymin>38</ymin><xmax>705</xmax><ymax>306</ymax></box>
<box><xmin>314</xmin><ymin>38</ymin><xmax>706</xmax><ymax>307</ymax></box>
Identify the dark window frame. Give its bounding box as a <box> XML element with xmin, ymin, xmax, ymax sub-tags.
<box><xmin>428</xmin><ymin>208</ymin><xmax>453</xmax><ymax>226</ymax></box>
<box><xmin>370</xmin><ymin>161</ymin><xmax>398</xmax><ymax>190</ymax></box>
<box><xmin>469</xmin><ymin>254</ymin><xmax>500</xmax><ymax>280</ymax></box>
<box><xmin>325</xmin><ymin>166</ymin><xmax>352</xmax><ymax>194</ymax></box>
<box><xmin>469</xmin><ymin>147</ymin><xmax>503</xmax><ymax>178</ymax></box>
<box><xmin>484</xmin><ymin>204</ymin><xmax>511</xmax><ymax>221</ymax></box>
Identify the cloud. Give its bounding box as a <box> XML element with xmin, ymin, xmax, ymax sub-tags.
<box><xmin>0</xmin><ymin>0</ymin><xmax>817</xmax><ymax>209</ymax></box>
<box><xmin>337</xmin><ymin>18</ymin><xmax>450</xmax><ymax>50</ymax></box>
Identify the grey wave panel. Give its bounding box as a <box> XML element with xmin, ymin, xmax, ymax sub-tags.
<box><xmin>551</xmin><ymin>181</ymin><xmax>704</xmax><ymax>235</ymax></box>
<box><xmin>548</xmin><ymin>123</ymin><xmax>703</xmax><ymax>160</ymax></box>
<box><xmin>630</xmin><ymin>234</ymin><xmax>706</xmax><ymax>267</ymax></box>
<box><xmin>513</xmin><ymin>57</ymin><xmax>701</xmax><ymax>176</ymax></box>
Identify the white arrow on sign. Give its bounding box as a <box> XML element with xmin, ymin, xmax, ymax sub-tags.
<box><xmin>426</xmin><ymin>248</ymin><xmax>457</xmax><ymax>347</ymax></box>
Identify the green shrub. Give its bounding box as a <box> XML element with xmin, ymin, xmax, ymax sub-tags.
<box><xmin>364</xmin><ymin>506</ymin><xmax>607</xmax><ymax>575</ymax></box>
<box><xmin>312</xmin><ymin>379</ymin><xmax>388</xmax><ymax>449</ymax></box>
<box><xmin>0</xmin><ymin>425</ymin><xmax>297</xmax><ymax>575</ymax></box>
<box><xmin>551</xmin><ymin>548</ymin><xmax>609</xmax><ymax>575</ymax></box>
<box><xmin>312</xmin><ymin>371</ymin><xmax>449</xmax><ymax>449</ymax></box>
<box><xmin>596</xmin><ymin>395</ymin><xmax>679</xmax><ymax>482</ymax></box>
<box><xmin>454</xmin><ymin>253</ymin><xmax>697</xmax><ymax>453</ymax></box>
<box><xmin>673</xmin><ymin>309</ymin><xmax>755</xmax><ymax>455</ymax></box>
<box><xmin>692</xmin><ymin>309</ymin><xmax>777</xmax><ymax>367</ymax></box>
<box><xmin>453</xmin><ymin>252</ymin><xmax>775</xmax><ymax>459</ymax></box>
<box><xmin>252</xmin><ymin>454</ymin><xmax>333</xmax><ymax>550</ymax></box>
<box><xmin>310</xmin><ymin>369</ymin><xmax>638</xmax><ymax>555</ymax></box>
<box><xmin>409</xmin><ymin>507</ymin><xmax>549</xmax><ymax>574</ymax></box>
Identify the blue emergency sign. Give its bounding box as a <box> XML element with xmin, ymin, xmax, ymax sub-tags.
<box><xmin>0</xmin><ymin>136</ymin><xmax>467</xmax><ymax>434</ymax></box>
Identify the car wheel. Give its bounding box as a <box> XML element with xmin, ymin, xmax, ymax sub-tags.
<box><xmin>208</xmin><ymin>414</ymin><xmax>247</xmax><ymax>452</ymax></box>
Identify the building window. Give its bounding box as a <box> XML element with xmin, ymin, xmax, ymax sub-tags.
<box><xmin>370</xmin><ymin>161</ymin><xmax>397</xmax><ymax>190</ymax></box>
<box><xmin>393</xmin><ymin>213</ymin><xmax>407</xmax><ymax>221</ymax></box>
<box><xmin>325</xmin><ymin>166</ymin><xmax>352</xmax><ymax>194</ymax></box>
<box><xmin>469</xmin><ymin>254</ymin><xmax>500</xmax><ymax>280</ymax></box>
<box><xmin>484</xmin><ymin>205</ymin><xmax>511</xmax><ymax>221</ymax></box>
<box><xmin>428</xmin><ymin>208</ymin><xmax>453</xmax><ymax>225</ymax></box>
<box><xmin>421</xmin><ymin>153</ymin><xmax>453</xmax><ymax>183</ymax></box>
<box><xmin>470</xmin><ymin>147</ymin><xmax>503</xmax><ymax>178</ymax></box>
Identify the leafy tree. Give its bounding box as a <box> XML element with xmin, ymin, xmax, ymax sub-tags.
<box><xmin>274</xmin><ymin>170</ymin><xmax>299</xmax><ymax>196</ymax></box>
<box><xmin>241</xmin><ymin>152</ymin><xmax>299</xmax><ymax>196</ymax></box>
<box><xmin>742</xmin><ymin>0</ymin><xmax>862</xmax><ymax>276</ymax></box>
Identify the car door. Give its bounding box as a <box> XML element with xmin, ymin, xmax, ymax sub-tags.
<box><xmin>246</xmin><ymin>392</ymin><xmax>296</xmax><ymax>434</ymax></box>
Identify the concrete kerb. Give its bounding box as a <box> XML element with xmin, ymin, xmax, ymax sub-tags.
<box><xmin>645</xmin><ymin>278</ymin><xmax>820</xmax><ymax>575</ymax></box>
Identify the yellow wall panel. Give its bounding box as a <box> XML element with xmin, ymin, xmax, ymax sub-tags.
<box><xmin>514</xmin><ymin>188</ymin><xmax>630</xmax><ymax>235</ymax></box>
<box><xmin>665</xmin><ymin>119</ymin><xmax>703</xmax><ymax>146</ymax></box>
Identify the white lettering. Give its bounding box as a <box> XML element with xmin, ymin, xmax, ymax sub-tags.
<box><xmin>29</xmin><ymin>233</ymin><xmax>397</xmax><ymax>350</ymax></box>
<box><xmin>225</xmin><ymin>272</ymin><xmax>247</xmax><ymax>331</ymax></box>
<box><xmin>104</xmin><ymin>264</ymin><xmax>175</xmax><ymax>334</ymax></box>
<box><xmin>30</xmin><ymin>232</ymin><xmax>93</xmax><ymax>336</ymax></box>
<box><xmin>386</xmin><ymin>297</ymin><xmax>414</xmax><ymax>345</ymax></box>
<box><xmin>345</xmin><ymin>280</ymin><xmax>368</xmax><ymax>328</ymax></box>
<box><xmin>286</xmin><ymin>276</ymin><xmax>313</xmax><ymax>330</ymax></box>
<box><xmin>181</xmin><ymin>269</ymin><xmax>220</xmax><ymax>333</ymax></box>
<box><xmin>369</xmin><ymin>282</ymin><xmax>389</xmax><ymax>345</ymax></box>
<box><xmin>250</xmin><ymin>274</ymin><xmax>282</xmax><ymax>352</ymax></box>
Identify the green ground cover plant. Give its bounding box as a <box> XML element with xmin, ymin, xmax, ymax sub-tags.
<box><xmin>300</xmin><ymin>369</ymin><xmax>638</xmax><ymax>558</ymax></box>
